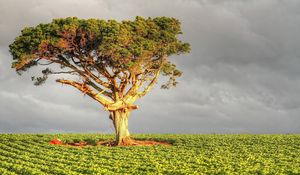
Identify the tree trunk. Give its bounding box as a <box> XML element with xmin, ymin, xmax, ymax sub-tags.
<box><xmin>110</xmin><ymin>110</ymin><xmax>131</xmax><ymax>145</ymax></box>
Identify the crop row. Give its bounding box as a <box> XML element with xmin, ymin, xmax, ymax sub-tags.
<box><xmin>0</xmin><ymin>134</ymin><xmax>299</xmax><ymax>174</ymax></box>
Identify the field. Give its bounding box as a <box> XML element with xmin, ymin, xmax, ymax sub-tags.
<box><xmin>0</xmin><ymin>134</ymin><xmax>299</xmax><ymax>175</ymax></box>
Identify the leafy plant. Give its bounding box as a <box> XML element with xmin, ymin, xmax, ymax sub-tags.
<box><xmin>0</xmin><ymin>134</ymin><xmax>299</xmax><ymax>174</ymax></box>
<box><xmin>83</xmin><ymin>138</ymin><xmax>98</xmax><ymax>146</ymax></box>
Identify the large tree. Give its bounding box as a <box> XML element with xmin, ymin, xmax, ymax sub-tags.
<box><xmin>9</xmin><ymin>17</ymin><xmax>190</xmax><ymax>145</ymax></box>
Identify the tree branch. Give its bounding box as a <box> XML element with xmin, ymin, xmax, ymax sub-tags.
<box><xmin>82</xmin><ymin>62</ymin><xmax>111</xmax><ymax>88</ymax></box>
<box><xmin>50</xmin><ymin>71</ymin><xmax>77</xmax><ymax>74</ymax></box>
<box><xmin>136</xmin><ymin>55</ymin><xmax>166</xmax><ymax>98</ymax></box>
<box><xmin>137</xmin><ymin>70</ymin><xmax>161</xmax><ymax>98</ymax></box>
<box><xmin>56</xmin><ymin>79</ymin><xmax>113</xmax><ymax>106</ymax></box>
<box><xmin>42</xmin><ymin>56</ymin><xmax>113</xmax><ymax>99</ymax></box>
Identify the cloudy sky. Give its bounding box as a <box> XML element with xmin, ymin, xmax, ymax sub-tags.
<box><xmin>0</xmin><ymin>0</ymin><xmax>300</xmax><ymax>134</ymax></box>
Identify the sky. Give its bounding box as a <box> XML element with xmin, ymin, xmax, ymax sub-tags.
<box><xmin>0</xmin><ymin>0</ymin><xmax>300</xmax><ymax>134</ymax></box>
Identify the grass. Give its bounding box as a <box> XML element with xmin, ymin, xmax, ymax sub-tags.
<box><xmin>0</xmin><ymin>134</ymin><xmax>299</xmax><ymax>174</ymax></box>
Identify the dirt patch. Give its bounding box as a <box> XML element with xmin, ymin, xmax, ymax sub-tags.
<box><xmin>57</xmin><ymin>139</ymin><xmax>172</xmax><ymax>147</ymax></box>
<box><xmin>98</xmin><ymin>139</ymin><xmax>172</xmax><ymax>147</ymax></box>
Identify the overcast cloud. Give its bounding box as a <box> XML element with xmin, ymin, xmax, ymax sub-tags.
<box><xmin>0</xmin><ymin>0</ymin><xmax>300</xmax><ymax>134</ymax></box>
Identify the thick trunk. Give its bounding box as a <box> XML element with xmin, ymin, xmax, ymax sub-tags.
<box><xmin>110</xmin><ymin>110</ymin><xmax>130</xmax><ymax>145</ymax></box>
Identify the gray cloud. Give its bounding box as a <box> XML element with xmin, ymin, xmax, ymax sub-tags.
<box><xmin>0</xmin><ymin>0</ymin><xmax>300</xmax><ymax>134</ymax></box>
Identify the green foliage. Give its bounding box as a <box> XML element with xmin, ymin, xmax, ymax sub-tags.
<box><xmin>83</xmin><ymin>138</ymin><xmax>98</xmax><ymax>146</ymax></box>
<box><xmin>9</xmin><ymin>16</ymin><xmax>190</xmax><ymax>88</ymax></box>
<box><xmin>0</xmin><ymin>134</ymin><xmax>299</xmax><ymax>174</ymax></box>
<box><xmin>72</xmin><ymin>138</ymin><xmax>82</xmax><ymax>143</ymax></box>
<box><xmin>161</xmin><ymin>61</ymin><xmax>182</xmax><ymax>89</ymax></box>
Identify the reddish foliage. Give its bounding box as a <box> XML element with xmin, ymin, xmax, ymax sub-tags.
<box><xmin>50</xmin><ymin>139</ymin><xmax>62</xmax><ymax>145</ymax></box>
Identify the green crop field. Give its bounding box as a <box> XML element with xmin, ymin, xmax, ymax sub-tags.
<box><xmin>0</xmin><ymin>134</ymin><xmax>299</xmax><ymax>175</ymax></box>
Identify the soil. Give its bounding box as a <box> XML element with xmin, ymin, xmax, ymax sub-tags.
<box><xmin>57</xmin><ymin>139</ymin><xmax>172</xmax><ymax>147</ymax></box>
<box><xmin>98</xmin><ymin>139</ymin><xmax>172</xmax><ymax>147</ymax></box>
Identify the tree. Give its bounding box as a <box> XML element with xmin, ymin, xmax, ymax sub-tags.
<box><xmin>9</xmin><ymin>17</ymin><xmax>190</xmax><ymax>145</ymax></box>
